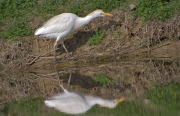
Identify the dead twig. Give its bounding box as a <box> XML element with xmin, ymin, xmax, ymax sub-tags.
<box><xmin>27</xmin><ymin>48</ymin><xmax>60</xmax><ymax>65</ymax></box>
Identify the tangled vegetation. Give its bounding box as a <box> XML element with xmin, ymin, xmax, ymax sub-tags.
<box><xmin>3</xmin><ymin>82</ymin><xmax>180</xmax><ymax>116</ymax></box>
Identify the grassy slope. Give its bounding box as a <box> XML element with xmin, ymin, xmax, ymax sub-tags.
<box><xmin>0</xmin><ymin>0</ymin><xmax>125</xmax><ymax>41</ymax></box>
<box><xmin>0</xmin><ymin>0</ymin><xmax>180</xmax><ymax>42</ymax></box>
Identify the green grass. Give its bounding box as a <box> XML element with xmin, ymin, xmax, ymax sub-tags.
<box><xmin>1</xmin><ymin>0</ymin><xmax>180</xmax><ymax>41</ymax></box>
<box><xmin>0</xmin><ymin>0</ymin><xmax>125</xmax><ymax>41</ymax></box>
<box><xmin>2</xmin><ymin>82</ymin><xmax>180</xmax><ymax>116</ymax></box>
<box><xmin>145</xmin><ymin>82</ymin><xmax>180</xmax><ymax>115</ymax></box>
<box><xmin>92</xmin><ymin>74</ymin><xmax>114</xmax><ymax>87</ymax></box>
<box><xmin>3</xmin><ymin>98</ymin><xmax>44</xmax><ymax>116</ymax></box>
<box><xmin>67</xmin><ymin>0</ymin><xmax>126</xmax><ymax>16</ymax></box>
<box><xmin>0</xmin><ymin>18</ymin><xmax>32</xmax><ymax>40</ymax></box>
<box><xmin>87</xmin><ymin>31</ymin><xmax>107</xmax><ymax>45</ymax></box>
<box><xmin>134</xmin><ymin>0</ymin><xmax>180</xmax><ymax>22</ymax></box>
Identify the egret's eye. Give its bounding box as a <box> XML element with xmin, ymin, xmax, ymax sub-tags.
<box><xmin>100</xmin><ymin>13</ymin><xmax>103</xmax><ymax>15</ymax></box>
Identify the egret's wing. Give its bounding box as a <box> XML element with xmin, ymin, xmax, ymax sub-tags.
<box><xmin>49</xmin><ymin>92</ymin><xmax>72</xmax><ymax>99</ymax></box>
<box><xmin>46</xmin><ymin>93</ymin><xmax>64</xmax><ymax>100</ymax></box>
<box><xmin>35</xmin><ymin>13</ymin><xmax>75</xmax><ymax>36</ymax></box>
<box><xmin>45</xmin><ymin>93</ymin><xmax>90</xmax><ymax>114</ymax></box>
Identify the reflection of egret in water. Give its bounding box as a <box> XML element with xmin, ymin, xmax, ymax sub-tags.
<box><xmin>45</xmin><ymin>72</ymin><xmax>125</xmax><ymax>115</ymax></box>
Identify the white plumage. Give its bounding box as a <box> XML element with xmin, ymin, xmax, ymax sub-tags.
<box><xmin>45</xmin><ymin>89</ymin><xmax>125</xmax><ymax>115</ymax></box>
<box><xmin>35</xmin><ymin>10</ymin><xmax>113</xmax><ymax>61</ymax></box>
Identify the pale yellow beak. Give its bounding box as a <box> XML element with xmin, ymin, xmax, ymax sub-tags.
<box><xmin>116</xmin><ymin>97</ymin><xmax>125</xmax><ymax>103</ymax></box>
<box><xmin>103</xmin><ymin>12</ymin><xmax>113</xmax><ymax>17</ymax></box>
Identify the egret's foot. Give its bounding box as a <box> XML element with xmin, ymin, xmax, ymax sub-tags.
<box><xmin>66</xmin><ymin>52</ymin><xmax>74</xmax><ymax>59</ymax></box>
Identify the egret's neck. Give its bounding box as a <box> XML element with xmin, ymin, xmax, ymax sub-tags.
<box><xmin>75</xmin><ymin>15</ymin><xmax>97</xmax><ymax>30</ymax></box>
<box><xmin>83</xmin><ymin>15</ymin><xmax>97</xmax><ymax>23</ymax></box>
<box><xmin>85</xmin><ymin>95</ymin><xmax>108</xmax><ymax>106</ymax></box>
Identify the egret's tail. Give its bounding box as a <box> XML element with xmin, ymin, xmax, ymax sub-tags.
<box><xmin>44</xmin><ymin>100</ymin><xmax>55</xmax><ymax>107</ymax></box>
<box><xmin>34</xmin><ymin>27</ymin><xmax>44</xmax><ymax>36</ymax></box>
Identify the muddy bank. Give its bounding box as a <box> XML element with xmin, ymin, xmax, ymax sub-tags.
<box><xmin>0</xmin><ymin>10</ymin><xmax>180</xmax><ymax>70</ymax></box>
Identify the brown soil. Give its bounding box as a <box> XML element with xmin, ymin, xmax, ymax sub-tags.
<box><xmin>0</xmin><ymin>9</ymin><xmax>180</xmax><ymax>109</ymax></box>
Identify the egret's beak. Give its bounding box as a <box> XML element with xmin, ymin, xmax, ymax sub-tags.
<box><xmin>103</xmin><ymin>12</ymin><xmax>113</xmax><ymax>17</ymax></box>
<box><xmin>116</xmin><ymin>97</ymin><xmax>125</xmax><ymax>103</ymax></box>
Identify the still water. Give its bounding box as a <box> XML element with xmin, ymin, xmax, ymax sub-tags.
<box><xmin>1</xmin><ymin>57</ymin><xmax>180</xmax><ymax>115</ymax></box>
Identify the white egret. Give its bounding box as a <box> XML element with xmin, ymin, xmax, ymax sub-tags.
<box><xmin>35</xmin><ymin>10</ymin><xmax>113</xmax><ymax>61</ymax></box>
<box><xmin>45</xmin><ymin>73</ymin><xmax>125</xmax><ymax>115</ymax></box>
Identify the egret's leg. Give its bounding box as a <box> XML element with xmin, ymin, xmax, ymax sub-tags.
<box><xmin>55</xmin><ymin>69</ymin><xmax>66</xmax><ymax>92</ymax></box>
<box><xmin>59</xmin><ymin>81</ymin><xmax>66</xmax><ymax>92</ymax></box>
<box><xmin>67</xmin><ymin>72</ymin><xmax>72</xmax><ymax>89</ymax></box>
<box><xmin>54</xmin><ymin>40</ymin><xmax>58</xmax><ymax>62</ymax></box>
<box><xmin>62</xmin><ymin>41</ymin><xmax>69</xmax><ymax>53</ymax></box>
<box><xmin>58</xmin><ymin>78</ymin><xmax>69</xmax><ymax>93</ymax></box>
<box><xmin>35</xmin><ymin>37</ymin><xmax>40</xmax><ymax>52</ymax></box>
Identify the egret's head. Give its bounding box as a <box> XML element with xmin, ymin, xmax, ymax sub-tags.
<box><xmin>88</xmin><ymin>10</ymin><xmax>113</xmax><ymax>18</ymax></box>
<box><xmin>100</xmin><ymin>97</ymin><xmax>125</xmax><ymax>108</ymax></box>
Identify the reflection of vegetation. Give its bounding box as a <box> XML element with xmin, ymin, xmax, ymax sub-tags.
<box><xmin>92</xmin><ymin>74</ymin><xmax>114</xmax><ymax>86</ymax></box>
<box><xmin>87</xmin><ymin>31</ymin><xmax>107</xmax><ymax>45</ymax></box>
<box><xmin>3</xmin><ymin>82</ymin><xmax>180</xmax><ymax>115</ymax></box>
<box><xmin>3</xmin><ymin>98</ymin><xmax>43</xmax><ymax>116</ymax></box>
<box><xmin>3</xmin><ymin>97</ymin><xmax>66</xmax><ymax>116</ymax></box>
<box><xmin>145</xmin><ymin>82</ymin><xmax>180</xmax><ymax>114</ymax></box>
